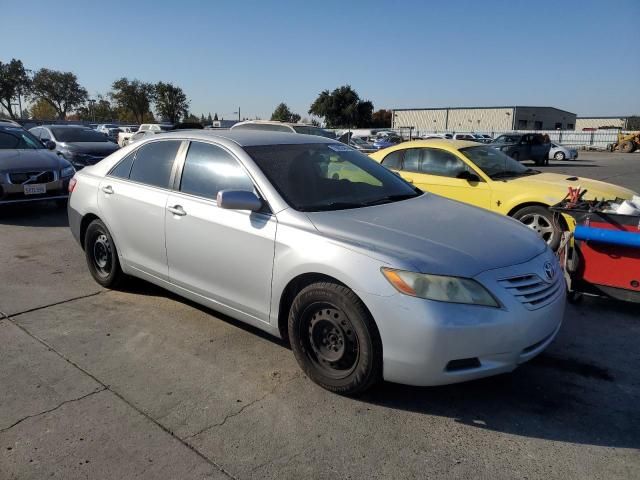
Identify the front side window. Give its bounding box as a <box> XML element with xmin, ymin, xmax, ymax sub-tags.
<box><xmin>129</xmin><ymin>140</ymin><xmax>181</xmax><ymax>188</ymax></box>
<box><xmin>179</xmin><ymin>141</ymin><xmax>254</xmax><ymax>200</ymax></box>
<box><xmin>244</xmin><ymin>143</ymin><xmax>420</xmax><ymax>212</ymax></box>
<box><xmin>402</xmin><ymin>148</ymin><xmax>421</xmax><ymax>172</ymax></box>
<box><xmin>420</xmin><ymin>149</ymin><xmax>467</xmax><ymax>178</ymax></box>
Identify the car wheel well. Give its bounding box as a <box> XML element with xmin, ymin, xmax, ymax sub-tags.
<box><xmin>277</xmin><ymin>273</ymin><xmax>349</xmax><ymax>343</ymax></box>
<box><xmin>508</xmin><ymin>202</ymin><xmax>568</xmax><ymax>230</ymax></box>
<box><xmin>79</xmin><ymin>213</ymin><xmax>100</xmax><ymax>250</ymax></box>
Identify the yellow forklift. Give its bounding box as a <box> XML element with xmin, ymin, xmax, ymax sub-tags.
<box><xmin>608</xmin><ymin>131</ymin><xmax>640</xmax><ymax>153</ymax></box>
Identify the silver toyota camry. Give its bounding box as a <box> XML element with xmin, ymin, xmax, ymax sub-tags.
<box><xmin>68</xmin><ymin>130</ymin><xmax>565</xmax><ymax>395</ymax></box>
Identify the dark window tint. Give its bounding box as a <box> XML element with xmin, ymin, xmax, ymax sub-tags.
<box><xmin>109</xmin><ymin>152</ymin><xmax>136</xmax><ymax>179</ymax></box>
<box><xmin>381</xmin><ymin>150</ymin><xmax>402</xmax><ymax>169</ymax></box>
<box><xmin>420</xmin><ymin>149</ymin><xmax>467</xmax><ymax>178</ymax></box>
<box><xmin>50</xmin><ymin>127</ymin><xmax>108</xmax><ymax>142</ymax></box>
<box><xmin>180</xmin><ymin>141</ymin><xmax>253</xmax><ymax>200</ymax></box>
<box><xmin>129</xmin><ymin>140</ymin><xmax>181</xmax><ymax>188</ymax></box>
<box><xmin>402</xmin><ymin>149</ymin><xmax>421</xmax><ymax>172</ymax></box>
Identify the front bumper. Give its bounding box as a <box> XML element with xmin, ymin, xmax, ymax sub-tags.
<box><xmin>360</xmin><ymin>251</ymin><xmax>565</xmax><ymax>386</ymax></box>
<box><xmin>0</xmin><ymin>178</ymin><xmax>71</xmax><ymax>205</ymax></box>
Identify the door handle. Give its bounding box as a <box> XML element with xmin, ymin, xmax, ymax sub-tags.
<box><xmin>101</xmin><ymin>185</ymin><xmax>114</xmax><ymax>194</ymax></box>
<box><xmin>167</xmin><ymin>205</ymin><xmax>186</xmax><ymax>216</ymax></box>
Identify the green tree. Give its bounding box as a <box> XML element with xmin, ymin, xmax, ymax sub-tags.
<box><xmin>153</xmin><ymin>82</ymin><xmax>189</xmax><ymax>123</ymax></box>
<box><xmin>213</xmin><ymin>112</ymin><xmax>219</xmax><ymax>121</ymax></box>
<box><xmin>371</xmin><ymin>109</ymin><xmax>392</xmax><ymax>128</ymax></box>
<box><xmin>0</xmin><ymin>59</ymin><xmax>31</xmax><ymax>119</ymax></box>
<box><xmin>30</xmin><ymin>68</ymin><xmax>88</xmax><ymax>119</ymax></box>
<box><xmin>111</xmin><ymin>78</ymin><xmax>154</xmax><ymax>124</ymax></box>
<box><xmin>183</xmin><ymin>112</ymin><xmax>200</xmax><ymax>123</ymax></box>
<box><xmin>207</xmin><ymin>113</ymin><xmax>213</xmax><ymax>123</ymax></box>
<box><xmin>270</xmin><ymin>102</ymin><xmax>301</xmax><ymax>123</ymax></box>
<box><xmin>308</xmin><ymin>85</ymin><xmax>373</xmax><ymax>128</ymax></box>
<box><xmin>76</xmin><ymin>96</ymin><xmax>116</xmax><ymax>122</ymax></box>
<box><xmin>30</xmin><ymin>98</ymin><xmax>57</xmax><ymax>120</ymax></box>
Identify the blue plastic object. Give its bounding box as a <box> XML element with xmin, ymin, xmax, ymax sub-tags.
<box><xmin>574</xmin><ymin>226</ymin><xmax>640</xmax><ymax>248</ymax></box>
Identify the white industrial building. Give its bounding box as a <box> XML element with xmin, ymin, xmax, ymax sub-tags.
<box><xmin>392</xmin><ymin>106</ymin><xmax>577</xmax><ymax>133</ymax></box>
<box><xmin>575</xmin><ymin>116</ymin><xmax>630</xmax><ymax>131</ymax></box>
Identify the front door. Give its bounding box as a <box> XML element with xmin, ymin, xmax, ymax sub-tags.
<box><xmin>397</xmin><ymin>147</ymin><xmax>491</xmax><ymax>209</ymax></box>
<box><xmin>164</xmin><ymin>141</ymin><xmax>276</xmax><ymax>323</ymax></box>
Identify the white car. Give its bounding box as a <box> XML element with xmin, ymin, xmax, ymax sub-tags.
<box><xmin>68</xmin><ymin>130</ymin><xmax>564</xmax><ymax>395</ymax></box>
<box><xmin>549</xmin><ymin>143</ymin><xmax>578</xmax><ymax>161</ymax></box>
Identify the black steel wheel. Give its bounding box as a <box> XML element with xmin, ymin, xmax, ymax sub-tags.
<box><xmin>84</xmin><ymin>219</ymin><xmax>124</xmax><ymax>288</ymax></box>
<box><xmin>288</xmin><ymin>282</ymin><xmax>382</xmax><ymax>395</ymax></box>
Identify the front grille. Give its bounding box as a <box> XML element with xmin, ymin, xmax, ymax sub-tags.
<box><xmin>9</xmin><ymin>171</ymin><xmax>55</xmax><ymax>184</ymax></box>
<box><xmin>498</xmin><ymin>273</ymin><xmax>563</xmax><ymax>310</ymax></box>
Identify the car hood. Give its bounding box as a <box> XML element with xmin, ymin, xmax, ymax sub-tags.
<box><xmin>305</xmin><ymin>194</ymin><xmax>546</xmax><ymax>278</ymax></box>
<box><xmin>0</xmin><ymin>149</ymin><xmax>68</xmax><ymax>172</ymax></box>
<box><xmin>504</xmin><ymin>173</ymin><xmax>637</xmax><ymax>201</ymax></box>
<box><xmin>61</xmin><ymin>142</ymin><xmax>119</xmax><ymax>155</ymax></box>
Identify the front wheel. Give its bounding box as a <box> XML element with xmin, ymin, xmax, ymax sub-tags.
<box><xmin>288</xmin><ymin>282</ymin><xmax>382</xmax><ymax>395</ymax></box>
<box><xmin>512</xmin><ymin>205</ymin><xmax>562</xmax><ymax>250</ymax></box>
<box><xmin>84</xmin><ymin>219</ymin><xmax>125</xmax><ymax>288</ymax></box>
<box><xmin>554</xmin><ymin>151</ymin><xmax>565</xmax><ymax>161</ymax></box>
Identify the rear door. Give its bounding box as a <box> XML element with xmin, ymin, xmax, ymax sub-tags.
<box><xmin>97</xmin><ymin>139</ymin><xmax>183</xmax><ymax>280</ymax></box>
<box><xmin>164</xmin><ymin>140</ymin><xmax>276</xmax><ymax>323</ymax></box>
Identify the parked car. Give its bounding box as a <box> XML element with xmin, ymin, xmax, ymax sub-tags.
<box><xmin>348</xmin><ymin>135</ymin><xmax>378</xmax><ymax>153</ymax></box>
<box><xmin>0</xmin><ymin>123</ymin><xmax>74</xmax><ymax>206</ymax></box>
<box><xmin>549</xmin><ymin>142</ymin><xmax>578</xmax><ymax>161</ymax></box>
<box><xmin>489</xmin><ymin>133</ymin><xmax>551</xmax><ymax>165</ymax></box>
<box><xmin>373</xmin><ymin>135</ymin><xmax>403</xmax><ymax>149</ymax></box>
<box><xmin>96</xmin><ymin>124</ymin><xmax>120</xmax><ymax>135</ymax></box>
<box><xmin>370</xmin><ymin>139</ymin><xmax>637</xmax><ymax>249</ymax></box>
<box><xmin>69</xmin><ymin>130</ymin><xmax>565</xmax><ymax>395</ymax></box>
<box><xmin>231</xmin><ymin>120</ymin><xmax>336</xmax><ymax>138</ymax></box>
<box><xmin>128</xmin><ymin>130</ymin><xmax>163</xmax><ymax>144</ymax></box>
<box><xmin>117</xmin><ymin>126</ymin><xmax>139</xmax><ymax>147</ymax></box>
<box><xmin>29</xmin><ymin>125</ymin><xmax>119</xmax><ymax>170</ymax></box>
<box><xmin>421</xmin><ymin>133</ymin><xmax>452</xmax><ymax>140</ymax></box>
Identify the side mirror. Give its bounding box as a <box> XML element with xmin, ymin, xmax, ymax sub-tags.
<box><xmin>45</xmin><ymin>140</ymin><xmax>56</xmax><ymax>150</ymax></box>
<box><xmin>457</xmin><ymin>170</ymin><xmax>480</xmax><ymax>182</ymax></box>
<box><xmin>217</xmin><ymin>190</ymin><xmax>262</xmax><ymax>211</ymax></box>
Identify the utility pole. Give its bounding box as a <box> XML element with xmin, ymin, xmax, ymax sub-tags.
<box><xmin>238</xmin><ymin>107</ymin><xmax>241</xmax><ymax>122</ymax></box>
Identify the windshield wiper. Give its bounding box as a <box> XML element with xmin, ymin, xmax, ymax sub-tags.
<box><xmin>363</xmin><ymin>193</ymin><xmax>420</xmax><ymax>206</ymax></box>
<box><xmin>299</xmin><ymin>201</ymin><xmax>367</xmax><ymax>212</ymax></box>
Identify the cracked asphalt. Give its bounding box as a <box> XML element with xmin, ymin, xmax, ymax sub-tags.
<box><xmin>1</xmin><ymin>152</ymin><xmax>639</xmax><ymax>479</ymax></box>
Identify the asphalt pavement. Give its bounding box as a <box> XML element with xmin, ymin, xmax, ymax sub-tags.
<box><xmin>1</xmin><ymin>152</ymin><xmax>639</xmax><ymax>480</ymax></box>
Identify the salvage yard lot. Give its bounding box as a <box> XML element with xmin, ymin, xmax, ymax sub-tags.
<box><xmin>1</xmin><ymin>152</ymin><xmax>639</xmax><ymax>480</ymax></box>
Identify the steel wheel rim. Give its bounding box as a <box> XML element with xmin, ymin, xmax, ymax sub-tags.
<box><xmin>519</xmin><ymin>213</ymin><xmax>555</xmax><ymax>243</ymax></box>
<box><xmin>301</xmin><ymin>303</ymin><xmax>359</xmax><ymax>379</ymax></box>
<box><xmin>92</xmin><ymin>233</ymin><xmax>112</xmax><ymax>277</ymax></box>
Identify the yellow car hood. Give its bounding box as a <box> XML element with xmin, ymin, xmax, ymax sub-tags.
<box><xmin>505</xmin><ymin>172</ymin><xmax>637</xmax><ymax>203</ymax></box>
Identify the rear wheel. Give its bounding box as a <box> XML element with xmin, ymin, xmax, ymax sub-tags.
<box><xmin>288</xmin><ymin>282</ymin><xmax>382</xmax><ymax>395</ymax></box>
<box><xmin>512</xmin><ymin>205</ymin><xmax>562</xmax><ymax>250</ymax></box>
<box><xmin>84</xmin><ymin>219</ymin><xmax>124</xmax><ymax>288</ymax></box>
<box><xmin>620</xmin><ymin>141</ymin><xmax>635</xmax><ymax>153</ymax></box>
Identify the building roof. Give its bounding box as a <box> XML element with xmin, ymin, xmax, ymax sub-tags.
<box><xmin>393</xmin><ymin>106</ymin><xmax>576</xmax><ymax>115</ymax></box>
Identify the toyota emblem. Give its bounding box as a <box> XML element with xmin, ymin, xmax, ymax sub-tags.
<box><xmin>544</xmin><ymin>261</ymin><xmax>555</xmax><ymax>282</ymax></box>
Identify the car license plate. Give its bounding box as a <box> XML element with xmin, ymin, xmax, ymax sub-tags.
<box><xmin>24</xmin><ymin>184</ymin><xmax>46</xmax><ymax>195</ymax></box>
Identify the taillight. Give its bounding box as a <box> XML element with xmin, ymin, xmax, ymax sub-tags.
<box><xmin>68</xmin><ymin>177</ymin><xmax>77</xmax><ymax>193</ymax></box>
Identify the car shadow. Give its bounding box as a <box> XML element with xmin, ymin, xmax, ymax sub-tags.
<box><xmin>121</xmin><ymin>277</ymin><xmax>639</xmax><ymax>450</ymax></box>
<box><xmin>0</xmin><ymin>202</ymin><xmax>69</xmax><ymax>227</ymax></box>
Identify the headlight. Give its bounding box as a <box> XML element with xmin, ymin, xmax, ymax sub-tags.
<box><xmin>381</xmin><ymin>268</ymin><xmax>499</xmax><ymax>307</ymax></box>
<box><xmin>61</xmin><ymin>165</ymin><xmax>76</xmax><ymax>177</ymax></box>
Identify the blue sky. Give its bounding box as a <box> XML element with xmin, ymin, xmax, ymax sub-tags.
<box><xmin>2</xmin><ymin>0</ymin><xmax>639</xmax><ymax>119</ymax></box>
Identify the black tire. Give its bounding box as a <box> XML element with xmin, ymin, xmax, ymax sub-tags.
<box><xmin>554</xmin><ymin>151</ymin><xmax>565</xmax><ymax>161</ymax></box>
<box><xmin>288</xmin><ymin>282</ymin><xmax>382</xmax><ymax>395</ymax></box>
<box><xmin>512</xmin><ymin>205</ymin><xmax>562</xmax><ymax>251</ymax></box>
<box><xmin>620</xmin><ymin>141</ymin><xmax>634</xmax><ymax>153</ymax></box>
<box><xmin>84</xmin><ymin>219</ymin><xmax>124</xmax><ymax>288</ymax></box>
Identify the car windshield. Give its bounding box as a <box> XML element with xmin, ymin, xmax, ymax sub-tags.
<box><xmin>51</xmin><ymin>127</ymin><xmax>109</xmax><ymax>142</ymax></box>
<box><xmin>0</xmin><ymin>127</ymin><xmax>45</xmax><ymax>150</ymax></box>
<box><xmin>460</xmin><ymin>145</ymin><xmax>539</xmax><ymax>179</ymax></box>
<box><xmin>494</xmin><ymin>135</ymin><xmax>521</xmax><ymax>144</ymax></box>
<box><xmin>245</xmin><ymin>143</ymin><xmax>421</xmax><ymax>211</ymax></box>
<box><xmin>291</xmin><ymin>125</ymin><xmax>336</xmax><ymax>138</ymax></box>
<box><xmin>351</xmin><ymin>137</ymin><xmax>369</xmax><ymax>146</ymax></box>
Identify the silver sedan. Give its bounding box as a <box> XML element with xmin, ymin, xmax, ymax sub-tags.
<box><xmin>549</xmin><ymin>142</ymin><xmax>578</xmax><ymax>161</ymax></box>
<box><xmin>68</xmin><ymin>130</ymin><xmax>565</xmax><ymax>395</ymax></box>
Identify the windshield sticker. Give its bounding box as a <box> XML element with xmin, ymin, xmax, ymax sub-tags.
<box><xmin>328</xmin><ymin>144</ymin><xmax>353</xmax><ymax>152</ymax></box>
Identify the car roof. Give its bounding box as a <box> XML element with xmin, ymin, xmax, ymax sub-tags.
<box><xmin>388</xmin><ymin>139</ymin><xmax>480</xmax><ymax>150</ymax></box>
<box><xmin>150</xmin><ymin>129</ymin><xmax>338</xmax><ymax>147</ymax></box>
<box><xmin>39</xmin><ymin>124</ymin><xmax>92</xmax><ymax>129</ymax></box>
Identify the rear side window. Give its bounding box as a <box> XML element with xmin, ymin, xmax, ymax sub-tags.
<box><xmin>179</xmin><ymin>141</ymin><xmax>254</xmax><ymax>200</ymax></box>
<box><xmin>129</xmin><ymin>140</ymin><xmax>181</xmax><ymax>188</ymax></box>
<box><xmin>381</xmin><ymin>150</ymin><xmax>402</xmax><ymax>169</ymax></box>
<box><xmin>109</xmin><ymin>152</ymin><xmax>136</xmax><ymax>179</ymax></box>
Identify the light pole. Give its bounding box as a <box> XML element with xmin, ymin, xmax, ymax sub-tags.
<box><xmin>233</xmin><ymin>107</ymin><xmax>241</xmax><ymax>122</ymax></box>
<box><xmin>88</xmin><ymin>99</ymin><xmax>96</xmax><ymax>123</ymax></box>
<box><xmin>11</xmin><ymin>102</ymin><xmax>19</xmax><ymax>121</ymax></box>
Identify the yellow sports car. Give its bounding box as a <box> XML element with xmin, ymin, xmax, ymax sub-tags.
<box><xmin>369</xmin><ymin>140</ymin><xmax>637</xmax><ymax>249</ymax></box>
